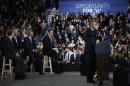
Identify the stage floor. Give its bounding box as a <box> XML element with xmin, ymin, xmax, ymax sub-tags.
<box><xmin>0</xmin><ymin>72</ymin><xmax>113</xmax><ymax>86</ymax></box>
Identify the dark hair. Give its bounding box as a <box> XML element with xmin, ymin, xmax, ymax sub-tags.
<box><xmin>48</xmin><ymin>29</ymin><xmax>53</xmax><ymax>33</ymax></box>
<box><xmin>6</xmin><ymin>30</ymin><xmax>14</xmax><ymax>36</ymax></box>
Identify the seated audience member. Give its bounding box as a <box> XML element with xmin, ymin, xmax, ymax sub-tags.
<box><xmin>2</xmin><ymin>30</ymin><xmax>26</xmax><ymax>80</ymax></box>
<box><xmin>12</xmin><ymin>29</ymin><xmax>23</xmax><ymax>54</ymax></box>
<box><xmin>24</xmin><ymin>30</ymin><xmax>43</xmax><ymax>75</ymax></box>
<box><xmin>35</xmin><ymin>42</ymin><xmax>44</xmax><ymax>55</ymax></box>
<box><xmin>68</xmin><ymin>40</ymin><xmax>76</xmax><ymax>48</ymax></box>
<box><xmin>70</xmin><ymin>48</ymin><xmax>77</xmax><ymax>64</ymax></box>
<box><xmin>76</xmin><ymin>36</ymin><xmax>85</xmax><ymax>49</ymax></box>
<box><xmin>79</xmin><ymin>48</ymin><xmax>86</xmax><ymax>76</ymax></box>
<box><xmin>42</xmin><ymin>29</ymin><xmax>63</xmax><ymax>74</ymax></box>
<box><xmin>64</xmin><ymin>47</ymin><xmax>73</xmax><ymax>64</ymax></box>
<box><xmin>76</xmin><ymin>48</ymin><xmax>82</xmax><ymax>64</ymax></box>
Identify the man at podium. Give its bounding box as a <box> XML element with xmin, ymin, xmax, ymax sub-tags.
<box><xmin>84</xmin><ymin>21</ymin><xmax>98</xmax><ymax>83</ymax></box>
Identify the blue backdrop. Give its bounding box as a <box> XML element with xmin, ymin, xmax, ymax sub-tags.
<box><xmin>59</xmin><ymin>0</ymin><xmax>128</xmax><ymax>14</ymax></box>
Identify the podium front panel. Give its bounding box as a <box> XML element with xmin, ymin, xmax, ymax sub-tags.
<box><xmin>96</xmin><ymin>55</ymin><xmax>110</xmax><ymax>80</ymax></box>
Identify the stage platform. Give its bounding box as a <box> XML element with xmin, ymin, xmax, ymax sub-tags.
<box><xmin>0</xmin><ymin>72</ymin><xmax>113</xmax><ymax>86</ymax></box>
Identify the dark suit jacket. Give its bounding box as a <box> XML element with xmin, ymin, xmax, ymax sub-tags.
<box><xmin>70</xmin><ymin>54</ymin><xmax>76</xmax><ymax>62</ymax></box>
<box><xmin>12</xmin><ymin>36</ymin><xmax>22</xmax><ymax>51</ymax></box>
<box><xmin>2</xmin><ymin>37</ymin><xmax>17</xmax><ymax>58</ymax></box>
<box><xmin>85</xmin><ymin>28</ymin><xmax>97</xmax><ymax>45</ymax></box>
<box><xmin>0</xmin><ymin>36</ymin><xmax>3</xmax><ymax>56</ymax></box>
<box><xmin>43</xmin><ymin>35</ymin><xmax>55</xmax><ymax>54</ymax></box>
<box><xmin>24</xmin><ymin>36</ymin><xmax>35</xmax><ymax>52</ymax></box>
<box><xmin>84</xmin><ymin>28</ymin><xmax>97</xmax><ymax>67</ymax></box>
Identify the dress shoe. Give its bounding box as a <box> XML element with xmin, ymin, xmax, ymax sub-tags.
<box><xmin>80</xmin><ymin>74</ymin><xmax>86</xmax><ymax>76</ymax></box>
<box><xmin>39</xmin><ymin>72</ymin><xmax>44</xmax><ymax>75</ymax></box>
<box><xmin>55</xmin><ymin>71</ymin><xmax>63</xmax><ymax>74</ymax></box>
<box><xmin>87</xmin><ymin>80</ymin><xmax>96</xmax><ymax>83</ymax></box>
<box><xmin>21</xmin><ymin>75</ymin><xmax>28</xmax><ymax>79</ymax></box>
<box><xmin>15</xmin><ymin>75</ymin><xmax>28</xmax><ymax>80</ymax></box>
<box><xmin>15</xmin><ymin>76</ymin><xmax>21</xmax><ymax>80</ymax></box>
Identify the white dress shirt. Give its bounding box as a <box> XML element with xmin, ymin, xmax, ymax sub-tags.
<box><xmin>64</xmin><ymin>51</ymin><xmax>73</xmax><ymax>63</ymax></box>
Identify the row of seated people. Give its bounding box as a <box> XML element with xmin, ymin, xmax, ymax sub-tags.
<box><xmin>41</xmin><ymin>29</ymin><xmax>84</xmax><ymax>73</ymax></box>
<box><xmin>0</xmin><ymin>29</ymin><xmax>85</xmax><ymax>80</ymax></box>
<box><xmin>0</xmin><ymin>29</ymin><xmax>26</xmax><ymax>80</ymax></box>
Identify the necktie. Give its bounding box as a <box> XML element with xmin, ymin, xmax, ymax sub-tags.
<box><xmin>15</xmin><ymin>38</ymin><xmax>18</xmax><ymax>45</ymax></box>
<box><xmin>30</xmin><ymin>37</ymin><xmax>32</xmax><ymax>42</ymax></box>
<box><xmin>68</xmin><ymin>53</ymin><xmax>70</xmax><ymax>61</ymax></box>
<box><xmin>50</xmin><ymin>36</ymin><xmax>52</xmax><ymax>42</ymax></box>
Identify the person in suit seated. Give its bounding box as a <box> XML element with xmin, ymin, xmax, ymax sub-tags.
<box><xmin>24</xmin><ymin>30</ymin><xmax>43</xmax><ymax>75</ymax></box>
<box><xmin>75</xmin><ymin>48</ymin><xmax>82</xmax><ymax>64</ymax></box>
<box><xmin>42</xmin><ymin>29</ymin><xmax>63</xmax><ymax>74</ymax></box>
<box><xmin>24</xmin><ymin>30</ymin><xmax>36</xmax><ymax>61</ymax></box>
<box><xmin>2</xmin><ymin>30</ymin><xmax>26</xmax><ymax>80</ymax></box>
<box><xmin>78</xmin><ymin>48</ymin><xmax>86</xmax><ymax>76</ymax></box>
<box><xmin>12</xmin><ymin>29</ymin><xmax>22</xmax><ymax>52</ymax></box>
<box><xmin>0</xmin><ymin>35</ymin><xmax>4</xmax><ymax>69</ymax></box>
<box><xmin>12</xmin><ymin>29</ymin><xmax>26</xmax><ymax>58</ymax></box>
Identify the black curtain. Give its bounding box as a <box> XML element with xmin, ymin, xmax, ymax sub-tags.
<box><xmin>45</xmin><ymin>0</ymin><xmax>59</xmax><ymax>9</ymax></box>
<box><xmin>54</xmin><ymin>0</ymin><xmax>59</xmax><ymax>9</ymax></box>
<box><xmin>46</xmin><ymin>0</ymin><xmax>52</xmax><ymax>9</ymax></box>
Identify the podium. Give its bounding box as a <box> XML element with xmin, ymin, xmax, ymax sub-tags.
<box><xmin>113</xmin><ymin>66</ymin><xmax>130</xmax><ymax>86</ymax></box>
<box><xmin>95</xmin><ymin>40</ymin><xmax>111</xmax><ymax>86</ymax></box>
